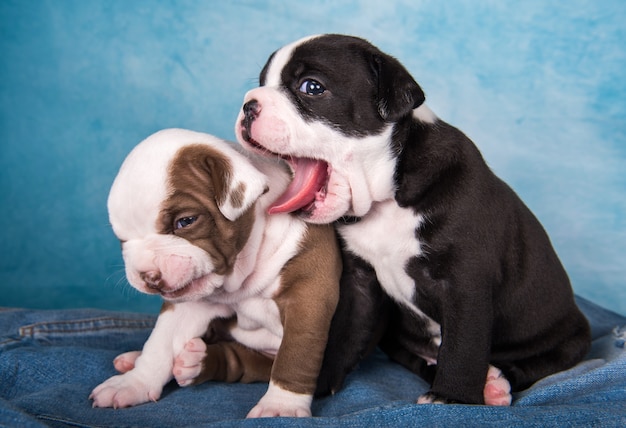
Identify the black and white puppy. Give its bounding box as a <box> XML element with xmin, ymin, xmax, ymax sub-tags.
<box><xmin>235</xmin><ymin>34</ymin><xmax>591</xmax><ymax>405</ymax></box>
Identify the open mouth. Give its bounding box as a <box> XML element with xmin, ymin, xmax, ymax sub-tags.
<box><xmin>159</xmin><ymin>283</ymin><xmax>191</xmax><ymax>300</ymax></box>
<box><xmin>242</xmin><ymin>131</ymin><xmax>330</xmax><ymax>216</ymax></box>
<box><xmin>159</xmin><ymin>275</ymin><xmax>208</xmax><ymax>300</ymax></box>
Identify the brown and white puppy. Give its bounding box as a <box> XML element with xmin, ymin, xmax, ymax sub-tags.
<box><xmin>234</xmin><ymin>34</ymin><xmax>591</xmax><ymax>405</ymax></box>
<box><xmin>89</xmin><ymin>128</ymin><xmax>342</xmax><ymax>417</ymax></box>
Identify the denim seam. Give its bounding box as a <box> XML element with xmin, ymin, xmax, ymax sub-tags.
<box><xmin>37</xmin><ymin>413</ymin><xmax>109</xmax><ymax>428</ymax></box>
<box><xmin>0</xmin><ymin>337</ymin><xmax>21</xmax><ymax>347</ymax></box>
<box><xmin>18</xmin><ymin>317</ymin><xmax>155</xmax><ymax>338</ymax></box>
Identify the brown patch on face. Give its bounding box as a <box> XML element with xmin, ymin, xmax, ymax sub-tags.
<box><xmin>270</xmin><ymin>223</ymin><xmax>342</xmax><ymax>395</ymax></box>
<box><xmin>158</xmin><ymin>144</ymin><xmax>256</xmax><ymax>275</ymax></box>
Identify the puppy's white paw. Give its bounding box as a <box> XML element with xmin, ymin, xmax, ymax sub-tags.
<box><xmin>113</xmin><ymin>351</ymin><xmax>141</xmax><ymax>373</ymax></box>
<box><xmin>173</xmin><ymin>337</ymin><xmax>206</xmax><ymax>387</ymax></box>
<box><xmin>246</xmin><ymin>382</ymin><xmax>312</xmax><ymax>418</ymax></box>
<box><xmin>90</xmin><ymin>372</ymin><xmax>162</xmax><ymax>408</ymax></box>
<box><xmin>483</xmin><ymin>365</ymin><xmax>512</xmax><ymax>406</ymax></box>
<box><xmin>417</xmin><ymin>365</ymin><xmax>512</xmax><ymax>406</ymax></box>
<box><xmin>417</xmin><ymin>392</ymin><xmax>448</xmax><ymax>404</ymax></box>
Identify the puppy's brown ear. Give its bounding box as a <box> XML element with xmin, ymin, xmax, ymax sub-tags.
<box><xmin>211</xmin><ymin>148</ymin><xmax>268</xmax><ymax>222</ymax></box>
<box><xmin>372</xmin><ymin>53</ymin><xmax>425</xmax><ymax>122</ymax></box>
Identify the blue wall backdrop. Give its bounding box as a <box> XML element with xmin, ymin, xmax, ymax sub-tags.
<box><xmin>1</xmin><ymin>0</ymin><xmax>624</xmax><ymax>314</ymax></box>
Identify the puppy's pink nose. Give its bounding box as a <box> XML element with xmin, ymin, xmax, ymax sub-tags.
<box><xmin>140</xmin><ymin>270</ymin><xmax>163</xmax><ymax>290</ymax></box>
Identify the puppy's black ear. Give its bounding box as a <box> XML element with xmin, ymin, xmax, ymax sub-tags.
<box><xmin>372</xmin><ymin>53</ymin><xmax>425</xmax><ymax>122</ymax></box>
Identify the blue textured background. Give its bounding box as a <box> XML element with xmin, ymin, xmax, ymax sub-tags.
<box><xmin>1</xmin><ymin>0</ymin><xmax>624</xmax><ymax>315</ymax></box>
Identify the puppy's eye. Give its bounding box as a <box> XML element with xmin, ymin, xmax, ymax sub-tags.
<box><xmin>175</xmin><ymin>216</ymin><xmax>197</xmax><ymax>230</ymax></box>
<box><xmin>298</xmin><ymin>79</ymin><xmax>325</xmax><ymax>96</ymax></box>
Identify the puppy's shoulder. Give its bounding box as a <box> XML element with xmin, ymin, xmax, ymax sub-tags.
<box><xmin>393</xmin><ymin>114</ymin><xmax>488</xmax><ymax>210</ymax></box>
<box><xmin>278</xmin><ymin>222</ymin><xmax>342</xmax><ymax>298</ymax></box>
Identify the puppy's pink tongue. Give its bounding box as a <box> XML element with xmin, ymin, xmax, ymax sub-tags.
<box><xmin>268</xmin><ymin>158</ymin><xmax>328</xmax><ymax>214</ymax></box>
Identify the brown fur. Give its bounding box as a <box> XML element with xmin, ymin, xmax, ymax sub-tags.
<box><xmin>188</xmin><ymin>317</ymin><xmax>274</xmax><ymax>384</ymax></box>
<box><xmin>195</xmin><ymin>342</ymin><xmax>274</xmax><ymax>384</ymax></box>
<box><xmin>158</xmin><ymin>144</ymin><xmax>256</xmax><ymax>276</ymax></box>
<box><xmin>185</xmin><ymin>223</ymin><xmax>342</xmax><ymax>396</ymax></box>
<box><xmin>228</xmin><ymin>182</ymin><xmax>247</xmax><ymax>209</ymax></box>
<box><xmin>160</xmin><ymin>301</ymin><xmax>174</xmax><ymax>313</ymax></box>
<box><xmin>155</xmin><ymin>144</ymin><xmax>341</xmax><ymax>397</ymax></box>
<box><xmin>271</xmin><ymin>223</ymin><xmax>342</xmax><ymax>395</ymax></box>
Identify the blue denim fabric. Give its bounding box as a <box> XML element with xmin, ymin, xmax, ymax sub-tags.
<box><xmin>1</xmin><ymin>297</ymin><xmax>624</xmax><ymax>428</ymax></box>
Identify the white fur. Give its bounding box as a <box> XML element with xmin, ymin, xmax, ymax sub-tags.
<box><xmin>108</xmin><ymin>129</ymin><xmax>272</xmax><ymax>300</ymax></box>
<box><xmin>262</xmin><ymin>34</ymin><xmax>320</xmax><ymax>87</ymax></box>
<box><xmin>237</xmin><ymin>84</ymin><xmax>398</xmax><ymax>223</ymax></box>
<box><xmin>173</xmin><ymin>337</ymin><xmax>207</xmax><ymax>387</ymax></box>
<box><xmin>339</xmin><ymin>200</ymin><xmax>441</xmax><ymax>360</ymax></box>
<box><xmin>237</xmin><ymin>36</ymin><xmax>442</xmax><ymax>355</ymax></box>
<box><xmin>237</xmin><ymin>35</ymin><xmax>438</xmax><ymax>225</ymax></box>
<box><xmin>108</xmin><ymin>129</ymin><xmax>267</xmax><ymax>239</ymax></box>
<box><xmin>414</xmin><ymin>104</ymin><xmax>438</xmax><ymax>124</ymax></box>
<box><xmin>340</xmin><ymin>200</ymin><xmax>423</xmax><ymax>305</ymax></box>
<box><xmin>235</xmin><ymin>35</ymin><xmax>402</xmax><ymax>224</ymax></box>
<box><xmin>247</xmin><ymin>381</ymin><xmax>314</xmax><ymax>418</ymax></box>
<box><xmin>229</xmin><ymin>297</ymin><xmax>283</xmax><ymax>355</ymax></box>
<box><xmin>121</xmin><ymin>234</ymin><xmax>224</xmax><ymax>300</ymax></box>
<box><xmin>91</xmin><ymin>129</ymin><xmax>316</xmax><ymax>417</ymax></box>
<box><xmin>90</xmin><ymin>301</ymin><xmax>231</xmax><ymax>408</ymax></box>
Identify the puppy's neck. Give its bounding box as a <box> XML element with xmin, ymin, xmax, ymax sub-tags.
<box><xmin>343</xmin><ymin>125</ymin><xmax>398</xmax><ymax>217</ymax></box>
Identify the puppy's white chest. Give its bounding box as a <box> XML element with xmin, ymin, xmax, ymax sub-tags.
<box><xmin>231</xmin><ymin>297</ymin><xmax>283</xmax><ymax>356</ymax></box>
<box><xmin>340</xmin><ymin>200</ymin><xmax>423</xmax><ymax>306</ymax></box>
<box><xmin>339</xmin><ymin>200</ymin><xmax>437</xmax><ymax>331</ymax></box>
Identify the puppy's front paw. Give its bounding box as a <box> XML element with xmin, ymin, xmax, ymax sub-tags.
<box><xmin>483</xmin><ymin>365</ymin><xmax>512</xmax><ymax>406</ymax></box>
<box><xmin>247</xmin><ymin>382</ymin><xmax>312</xmax><ymax>418</ymax></box>
<box><xmin>173</xmin><ymin>337</ymin><xmax>207</xmax><ymax>386</ymax></box>
<box><xmin>417</xmin><ymin>391</ymin><xmax>454</xmax><ymax>404</ymax></box>
<box><xmin>90</xmin><ymin>372</ymin><xmax>162</xmax><ymax>408</ymax></box>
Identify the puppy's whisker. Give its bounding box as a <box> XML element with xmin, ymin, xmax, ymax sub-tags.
<box><xmin>246</xmin><ymin>75</ymin><xmax>260</xmax><ymax>86</ymax></box>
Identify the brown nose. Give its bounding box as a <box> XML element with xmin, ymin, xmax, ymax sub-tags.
<box><xmin>140</xmin><ymin>271</ymin><xmax>163</xmax><ymax>291</ymax></box>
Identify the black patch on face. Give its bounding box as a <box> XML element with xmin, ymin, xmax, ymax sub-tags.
<box><xmin>261</xmin><ymin>35</ymin><xmax>425</xmax><ymax>138</ymax></box>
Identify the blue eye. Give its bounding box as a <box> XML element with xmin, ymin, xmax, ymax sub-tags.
<box><xmin>298</xmin><ymin>79</ymin><xmax>325</xmax><ymax>95</ymax></box>
<box><xmin>175</xmin><ymin>216</ymin><xmax>197</xmax><ymax>230</ymax></box>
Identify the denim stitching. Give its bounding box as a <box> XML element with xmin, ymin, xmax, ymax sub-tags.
<box><xmin>18</xmin><ymin>317</ymin><xmax>155</xmax><ymax>338</ymax></box>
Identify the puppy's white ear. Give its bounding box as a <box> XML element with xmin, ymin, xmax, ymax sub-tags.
<box><xmin>215</xmin><ymin>151</ymin><xmax>268</xmax><ymax>221</ymax></box>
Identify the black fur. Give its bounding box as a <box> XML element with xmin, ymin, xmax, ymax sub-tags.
<box><xmin>315</xmin><ymin>235</ymin><xmax>390</xmax><ymax>397</ymax></box>
<box><xmin>391</xmin><ymin>115</ymin><xmax>591</xmax><ymax>401</ymax></box>
<box><xmin>267</xmin><ymin>35</ymin><xmax>400</xmax><ymax>137</ymax></box>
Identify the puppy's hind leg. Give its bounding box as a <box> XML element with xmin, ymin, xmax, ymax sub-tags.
<box><xmin>113</xmin><ymin>351</ymin><xmax>141</xmax><ymax>373</ymax></box>
<box><xmin>417</xmin><ymin>365</ymin><xmax>512</xmax><ymax>405</ymax></box>
<box><xmin>483</xmin><ymin>365</ymin><xmax>512</xmax><ymax>406</ymax></box>
<box><xmin>173</xmin><ymin>338</ymin><xmax>273</xmax><ymax>386</ymax></box>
